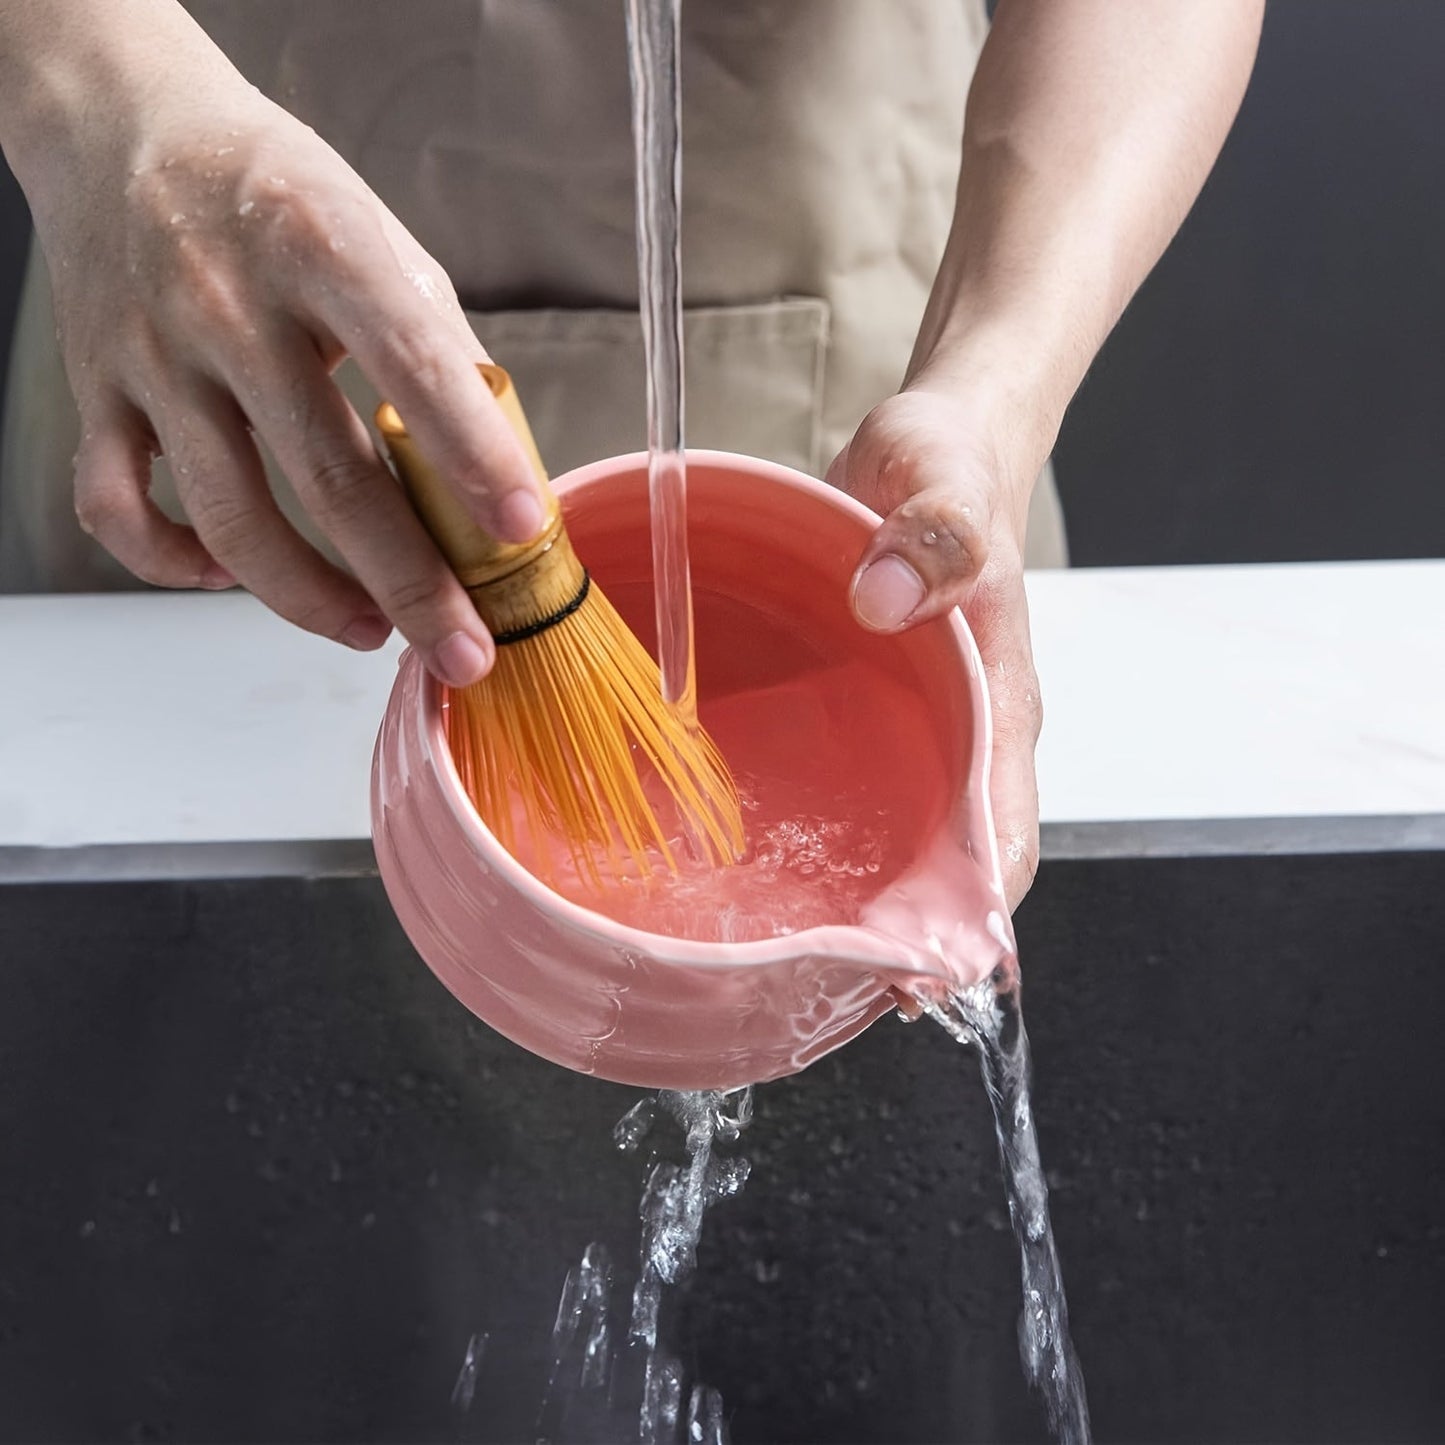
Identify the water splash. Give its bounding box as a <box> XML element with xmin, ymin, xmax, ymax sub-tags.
<box><xmin>544</xmin><ymin>768</ymin><xmax>894</xmax><ymax>943</ymax></box>
<box><xmin>456</xmin><ymin>998</ymin><xmax>1082</xmax><ymax>1441</ymax></box>
<box><xmin>535</xmin><ymin>1241</ymin><xmax>623</xmax><ymax>1443</ymax></box>
<box><xmin>533</xmin><ymin>1089</ymin><xmax>751</xmax><ymax>1443</ymax></box>
<box><xmin>548</xmin><ymin>1244</ymin><xmax>616</xmax><ymax>1395</ymax></box>
<box><xmin>629</xmin><ymin>1091</ymin><xmax>750</xmax><ymax>1442</ymax></box>
<box><xmin>450</xmin><ymin>1330</ymin><xmax>487</xmax><ymax>1414</ymax></box>
<box><xmin>920</xmin><ymin>977</ymin><xmax>1092</xmax><ymax>1445</ymax></box>
<box><xmin>685</xmin><ymin>1385</ymin><xmax>728</xmax><ymax>1445</ymax></box>
<box><xmin>614</xmin><ymin>1097</ymin><xmax>658</xmax><ymax>1152</ymax></box>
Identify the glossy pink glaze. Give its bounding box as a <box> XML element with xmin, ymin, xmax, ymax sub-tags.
<box><xmin>370</xmin><ymin>451</ymin><xmax>1014</xmax><ymax>1090</ymax></box>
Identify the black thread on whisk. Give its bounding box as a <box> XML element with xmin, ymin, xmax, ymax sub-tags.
<box><xmin>490</xmin><ymin>570</ymin><xmax>592</xmax><ymax>646</ymax></box>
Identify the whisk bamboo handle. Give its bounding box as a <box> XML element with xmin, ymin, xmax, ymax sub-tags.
<box><xmin>377</xmin><ymin>365</ymin><xmax>585</xmax><ymax>638</ymax></box>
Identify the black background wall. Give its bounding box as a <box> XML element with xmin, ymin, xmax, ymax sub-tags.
<box><xmin>1050</xmin><ymin>0</ymin><xmax>1445</xmax><ymax>566</ymax></box>
<box><xmin>2</xmin><ymin>1</ymin><xmax>1443</xmax><ymax>569</ymax></box>
<box><xmin>3</xmin><ymin>855</ymin><xmax>1443</xmax><ymax>1444</ymax></box>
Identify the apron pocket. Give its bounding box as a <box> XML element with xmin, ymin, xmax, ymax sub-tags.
<box><xmin>465</xmin><ymin>297</ymin><xmax>830</xmax><ymax>479</ymax></box>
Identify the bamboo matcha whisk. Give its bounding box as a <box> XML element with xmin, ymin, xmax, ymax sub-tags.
<box><xmin>377</xmin><ymin>364</ymin><xmax>744</xmax><ymax>886</ymax></box>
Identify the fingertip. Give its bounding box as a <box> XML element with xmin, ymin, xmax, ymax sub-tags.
<box><xmin>431</xmin><ymin>629</ymin><xmax>494</xmax><ymax>687</ymax></box>
<box><xmin>492</xmin><ymin>486</ymin><xmax>546</xmax><ymax>545</ymax></box>
<box><xmin>889</xmin><ymin>988</ymin><xmax>925</xmax><ymax>1021</ymax></box>
<box><xmin>1001</xmin><ymin>849</ymin><xmax>1040</xmax><ymax>913</ymax></box>
<box><xmin>851</xmin><ymin>554</ymin><xmax>926</xmax><ymax>632</ymax></box>
<box><xmin>340</xmin><ymin>614</ymin><xmax>394</xmax><ymax>651</ymax></box>
<box><xmin>990</xmin><ymin>757</ymin><xmax>1041</xmax><ymax>911</ymax></box>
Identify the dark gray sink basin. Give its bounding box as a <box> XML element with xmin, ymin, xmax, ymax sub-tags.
<box><xmin>1</xmin><ymin>837</ymin><xmax>1441</xmax><ymax>1443</ymax></box>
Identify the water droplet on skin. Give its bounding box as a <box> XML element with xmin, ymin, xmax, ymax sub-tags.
<box><xmin>328</xmin><ymin>236</ymin><xmax>346</xmax><ymax>252</ymax></box>
<box><xmin>405</xmin><ymin>268</ymin><xmax>443</xmax><ymax>303</ymax></box>
<box><xmin>268</xmin><ymin>176</ymin><xmax>287</xmax><ymax>187</ymax></box>
<box><xmin>215</xmin><ymin>146</ymin><xmax>234</xmax><ymax>157</ymax></box>
<box><xmin>169</xmin><ymin>213</ymin><xmax>185</xmax><ymax>226</ymax></box>
<box><xmin>237</xmin><ymin>200</ymin><xmax>255</xmax><ymax>218</ymax></box>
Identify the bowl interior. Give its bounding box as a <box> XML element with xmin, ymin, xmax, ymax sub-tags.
<box><xmin>559</xmin><ymin>451</ymin><xmax>976</xmax><ymax>864</ymax></box>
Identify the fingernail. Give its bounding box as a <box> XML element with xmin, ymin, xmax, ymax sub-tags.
<box><xmin>434</xmin><ymin>629</ymin><xmax>493</xmax><ymax>686</ymax></box>
<box><xmin>852</xmin><ymin>555</ymin><xmax>925</xmax><ymax>631</ymax></box>
<box><xmin>494</xmin><ymin>488</ymin><xmax>546</xmax><ymax>543</ymax></box>
<box><xmin>340</xmin><ymin>615</ymin><xmax>393</xmax><ymax>651</ymax></box>
<box><xmin>201</xmin><ymin>564</ymin><xmax>236</xmax><ymax>590</ymax></box>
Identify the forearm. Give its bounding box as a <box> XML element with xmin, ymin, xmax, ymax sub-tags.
<box><xmin>911</xmin><ymin>0</ymin><xmax>1264</xmax><ymax>488</ymax></box>
<box><xmin>0</xmin><ymin>0</ymin><xmax>238</xmax><ymax>186</ymax></box>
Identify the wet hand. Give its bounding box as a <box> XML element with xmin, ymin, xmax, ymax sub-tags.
<box><xmin>22</xmin><ymin>63</ymin><xmax>540</xmax><ymax>686</ymax></box>
<box><xmin>827</xmin><ymin>385</ymin><xmax>1043</xmax><ymax>911</ymax></box>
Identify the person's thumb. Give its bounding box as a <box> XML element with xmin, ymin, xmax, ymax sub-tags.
<box><xmin>828</xmin><ymin>404</ymin><xmax>996</xmax><ymax>634</ymax></box>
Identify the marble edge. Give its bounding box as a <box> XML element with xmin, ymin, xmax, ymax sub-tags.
<box><xmin>1038</xmin><ymin>813</ymin><xmax>1445</xmax><ymax>860</ymax></box>
<box><xmin>2</xmin><ymin>814</ymin><xmax>1443</xmax><ymax>884</ymax></box>
<box><xmin>0</xmin><ymin>839</ymin><xmax>380</xmax><ymax>885</ymax></box>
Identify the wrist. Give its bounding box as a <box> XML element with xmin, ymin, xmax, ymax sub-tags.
<box><xmin>903</xmin><ymin>326</ymin><xmax>1066</xmax><ymax>506</ymax></box>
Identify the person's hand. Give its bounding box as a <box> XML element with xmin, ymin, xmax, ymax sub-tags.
<box><xmin>827</xmin><ymin>383</ymin><xmax>1044</xmax><ymax>912</ymax></box>
<box><xmin>11</xmin><ymin>32</ymin><xmax>540</xmax><ymax>686</ymax></box>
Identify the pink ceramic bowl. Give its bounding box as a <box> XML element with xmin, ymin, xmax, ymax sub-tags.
<box><xmin>371</xmin><ymin>451</ymin><xmax>1002</xmax><ymax>1091</ymax></box>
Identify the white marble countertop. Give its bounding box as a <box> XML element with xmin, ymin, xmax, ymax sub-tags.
<box><xmin>1</xmin><ymin>560</ymin><xmax>1442</xmax><ymax>859</ymax></box>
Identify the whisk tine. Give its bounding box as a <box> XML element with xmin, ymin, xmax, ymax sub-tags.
<box><xmin>385</xmin><ymin>364</ymin><xmax>743</xmax><ymax>888</ymax></box>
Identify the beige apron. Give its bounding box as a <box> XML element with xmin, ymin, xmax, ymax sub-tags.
<box><xmin>0</xmin><ymin>0</ymin><xmax>1066</xmax><ymax>593</ymax></box>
